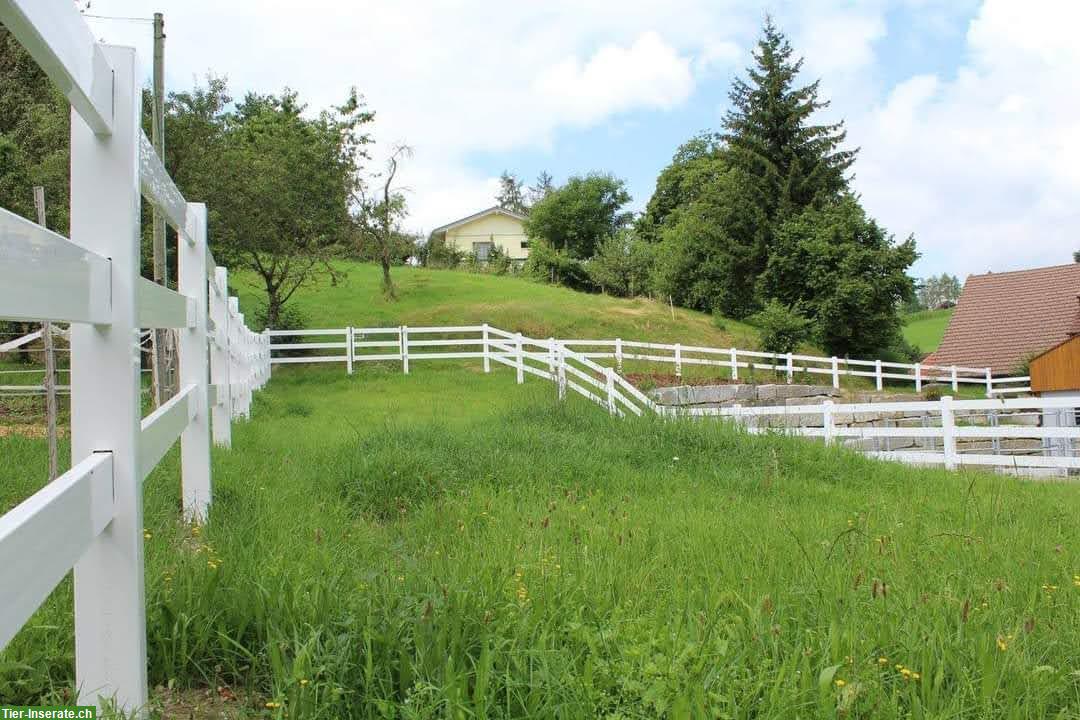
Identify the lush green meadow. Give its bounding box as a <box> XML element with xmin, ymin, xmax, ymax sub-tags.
<box><xmin>232</xmin><ymin>262</ymin><xmax>762</xmax><ymax>350</ymax></box>
<box><xmin>2</xmin><ymin>359</ymin><xmax>1079</xmax><ymax>718</ymax></box>
<box><xmin>902</xmin><ymin>310</ymin><xmax>954</xmax><ymax>356</ymax></box>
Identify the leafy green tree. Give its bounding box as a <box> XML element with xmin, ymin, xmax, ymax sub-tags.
<box><xmin>524</xmin><ymin>173</ymin><xmax>631</xmax><ymax>259</ymax></box>
<box><xmin>203</xmin><ymin>88</ymin><xmax>373</xmax><ymax>326</ymax></box>
<box><xmin>722</xmin><ymin>16</ymin><xmax>855</xmax><ymax>222</ymax></box>
<box><xmin>650</xmin><ymin>165</ymin><xmax>768</xmax><ymax>318</ymax></box>
<box><xmin>587</xmin><ymin>230</ymin><xmax>655</xmax><ymax>297</ymax></box>
<box><xmin>637</xmin><ymin>133</ymin><xmax>725</xmax><ymax>243</ymax></box>
<box><xmin>522</xmin><ymin>239</ymin><xmax>594</xmax><ymax>291</ymax></box>
<box><xmin>528</xmin><ymin>170</ymin><xmax>555</xmax><ymax>206</ymax></box>
<box><xmin>760</xmin><ymin>197</ymin><xmax>917</xmax><ymax>356</ymax></box>
<box><xmin>749</xmin><ymin>300</ymin><xmax>814</xmax><ymax>354</ymax></box>
<box><xmin>917</xmin><ymin>273</ymin><xmax>962</xmax><ymax>309</ymax></box>
<box><xmin>495</xmin><ymin>171</ymin><xmax>528</xmax><ymax>214</ymax></box>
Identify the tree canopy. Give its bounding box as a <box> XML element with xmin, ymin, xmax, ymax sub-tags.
<box><xmin>524</xmin><ymin>173</ymin><xmax>631</xmax><ymax>259</ymax></box>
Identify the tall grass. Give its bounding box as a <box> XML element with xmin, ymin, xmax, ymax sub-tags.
<box><xmin>2</xmin><ymin>364</ymin><xmax>1078</xmax><ymax>718</ymax></box>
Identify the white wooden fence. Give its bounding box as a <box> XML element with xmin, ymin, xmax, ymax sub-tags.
<box><xmin>0</xmin><ymin>1</ymin><xmax>269</xmax><ymax>713</ymax></box>
<box><xmin>270</xmin><ymin>325</ymin><xmax>1075</xmax><ymax>473</ymax></box>
<box><xmin>269</xmin><ymin>326</ymin><xmax>1030</xmax><ymax>397</ymax></box>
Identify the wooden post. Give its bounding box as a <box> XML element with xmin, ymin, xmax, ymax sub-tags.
<box><xmin>615</xmin><ymin>337</ymin><xmax>623</xmax><ymax>373</ymax></box>
<box><xmin>179</xmin><ymin>203</ymin><xmax>211</xmax><ymax>522</ymax></box>
<box><xmin>831</xmin><ymin>356</ymin><xmax>840</xmax><ymax>390</ymax></box>
<box><xmin>875</xmin><ymin>359</ymin><xmax>883</xmax><ymax>392</ymax></box>
<box><xmin>482</xmin><ymin>323</ymin><xmax>490</xmax><ymax>373</ymax></box>
<box><xmin>730</xmin><ymin>347</ymin><xmax>738</xmax><ymax>381</ymax></box>
<box><xmin>674</xmin><ymin>343</ymin><xmax>682</xmax><ymax>379</ymax></box>
<box><xmin>950</xmin><ymin>365</ymin><xmax>958</xmax><ymax>392</ymax></box>
<box><xmin>150</xmin><ymin>12</ymin><xmax>168</xmax><ymax>408</ymax></box>
<box><xmin>210</xmin><ymin>267</ymin><xmax>231</xmax><ymax>448</ymax></box>
<box><xmin>345</xmin><ymin>326</ymin><xmax>354</xmax><ymax>375</ymax></box>
<box><xmin>515</xmin><ymin>332</ymin><xmax>524</xmax><ymax>384</ymax></box>
<box><xmin>70</xmin><ymin>44</ymin><xmax>148</xmax><ymax>713</ymax></box>
<box><xmin>941</xmin><ymin>395</ymin><xmax>957</xmax><ymax>470</ymax></box>
<box><xmin>823</xmin><ymin>400</ymin><xmax>835</xmax><ymax>445</ymax></box>
<box><xmin>33</xmin><ymin>186</ymin><xmax>58</xmax><ymax>481</ymax></box>
<box><xmin>401</xmin><ymin>325</ymin><xmax>409</xmax><ymax>374</ymax></box>
<box><xmin>915</xmin><ymin>363</ymin><xmax>923</xmax><ymax>393</ymax></box>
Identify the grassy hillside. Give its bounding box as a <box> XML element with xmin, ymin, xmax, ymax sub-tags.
<box><xmin>233</xmin><ymin>262</ymin><xmax>763</xmax><ymax>349</ymax></box>
<box><xmin>3</xmin><ymin>363</ymin><xmax>1079</xmax><ymax>717</ymax></box>
<box><xmin>903</xmin><ymin>308</ymin><xmax>953</xmax><ymax>355</ymax></box>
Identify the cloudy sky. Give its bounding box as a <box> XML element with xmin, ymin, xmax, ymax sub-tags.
<box><xmin>85</xmin><ymin>0</ymin><xmax>1079</xmax><ymax>279</ymax></box>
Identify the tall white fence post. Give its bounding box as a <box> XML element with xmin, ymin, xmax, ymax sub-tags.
<box><xmin>547</xmin><ymin>337</ymin><xmax>556</xmax><ymax>375</ymax></box>
<box><xmin>237</xmin><ymin>306</ymin><xmax>251</xmax><ymax>419</ymax></box>
<box><xmin>875</xmin><ymin>359</ymin><xmax>883</xmax><ymax>392</ymax></box>
<box><xmin>823</xmin><ymin>400</ymin><xmax>835</xmax><ymax>445</ymax></box>
<box><xmin>482</xmin><ymin>323</ymin><xmax>490</xmax><ymax>373</ymax></box>
<box><xmin>556</xmin><ymin>343</ymin><xmax>567</xmax><ymax>401</ymax></box>
<box><xmin>615</xmin><ymin>337</ymin><xmax>623</xmax><ymax>373</ymax></box>
<box><xmin>401</xmin><ymin>325</ymin><xmax>409</xmax><ymax>374</ymax></box>
<box><xmin>950</xmin><ymin>365</ymin><xmax>958</xmax><ymax>392</ymax></box>
<box><xmin>786</xmin><ymin>352</ymin><xmax>794</xmax><ymax>384</ymax></box>
<box><xmin>831</xmin><ymin>356</ymin><xmax>839</xmax><ymax>389</ymax></box>
<box><xmin>985</xmin><ymin>368</ymin><xmax>993</xmax><ymax>397</ymax></box>
<box><xmin>210</xmin><ymin>267</ymin><xmax>232</xmax><ymax>448</ymax></box>
<box><xmin>730</xmin><ymin>347</ymin><xmax>738</xmax><ymax>381</ymax></box>
<box><xmin>915</xmin><ymin>363</ymin><xmax>923</xmax><ymax>393</ymax></box>
<box><xmin>605</xmin><ymin>366</ymin><xmax>616</xmax><ymax>414</ymax></box>
<box><xmin>345</xmin><ymin>326</ymin><xmax>354</xmax><ymax>375</ymax></box>
<box><xmin>941</xmin><ymin>395</ymin><xmax>957</xmax><ymax>470</ymax></box>
<box><xmin>179</xmin><ymin>202</ymin><xmax>212</xmax><ymax>522</ymax></box>
<box><xmin>515</xmin><ymin>332</ymin><xmax>524</xmax><ymax>384</ymax></box>
<box><xmin>69</xmin><ymin>44</ymin><xmax>148</xmax><ymax>713</ymax></box>
<box><xmin>674</xmin><ymin>343</ymin><xmax>682</xmax><ymax>379</ymax></box>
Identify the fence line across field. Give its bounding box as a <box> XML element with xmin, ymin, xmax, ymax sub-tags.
<box><xmin>267</xmin><ymin>325</ymin><xmax>1030</xmax><ymax>397</ymax></box>
<box><xmin>0</xmin><ymin>0</ymin><xmax>271</xmax><ymax>714</ymax></box>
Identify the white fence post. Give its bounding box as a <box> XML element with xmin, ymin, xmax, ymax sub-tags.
<box><xmin>786</xmin><ymin>352</ymin><xmax>794</xmax><ymax>384</ymax></box>
<box><xmin>875</xmin><ymin>359</ymin><xmax>883</xmax><ymax>392</ymax></box>
<box><xmin>401</xmin><ymin>325</ymin><xmax>409</xmax><ymax>374</ymax></box>
<box><xmin>674</xmin><ymin>343</ymin><xmax>682</xmax><ymax>379</ymax></box>
<box><xmin>482</xmin><ymin>323</ymin><xmax>490</xmax><ymax>373</ymax></box>
<box><xmin>237</xmin><ymin>307</ymin><xmax>251</xmax><ymax>419</ymax></box>
<box><xmin>210</xmin><ymin>267</ymin><xmax>232</xmax><ymax>448</ymax></box>
<box><xmin>547</xmin><ymin>337</ymin><xmax>556</xmax><ymax>375</ymax></box>
<box><xmin>557</xmin><ymin>343</ymin><xmax>567</xmax><ymax>401</ymax></box>
<box><xmin>985</xmin><ymin>368</ymin><xmax>993</xmax><ymax>397</ymax></box>
<box><xmin>605</xmin><ymin>366</ymin><xmax>616</xmax><ymax>415</ymax></box>
<box><xmin>69</xmin><ymin>44</ymin><xmax>148</xmax><ymax>713</ymax></box>
<box><xmin>823</xmin><ymin>400</ymin><xmax>835</xmax><ymax>445</ymax></box>
<box><xmin>915</xmin><ymin>363</ymin><xmax>923</xmax><ymax>393</ymax></box>
<box><xmin>615</xmin><ymin>337</ymin><xmax>623</xmax><ymax>373</ymax></box>
<box><xmin>179</xmin><ymin>203</ymin><xmax>212</xmax><ymax>523</ymax></box>
<box><xmin>950</xmin><ymin>365</ymin><xmax>958</xmax><ymax>392</ymax></box>
<box><xmin>941</xmin><ymin>395</ymin><xmax>957</xmax><ymax>470</ymax></box>
<box><xmin>345</xmin><ymin>326</ymin><xmax>354</xmax><ymax>375</ymax></box>
<box><xmin>831</xmin><ymin>356</ymin><xmax>839</xmax><ymax>389</ymax></box>
<box><xmin>515</xmin><ymin>332</ymin><xmax>524</xmax><ymax>384</ymax></box>
<box><xmin>730</xmin><ymin>347</ymin><xmax>738</xmax><ymax>381</ymax></box>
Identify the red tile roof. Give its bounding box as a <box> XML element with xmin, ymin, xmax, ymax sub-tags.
<box><xmin>925</xmin><ymin>263</ymin><xmax>1080</xmax><ymax>375</ymax></box>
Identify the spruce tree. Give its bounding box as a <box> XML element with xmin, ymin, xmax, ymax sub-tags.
<box><xmin>722</xmin><ymin>17</ymin><xmax>856</xmax><ymax>220</ymax></box>
<box><xmin>495</xmin><ymin>170</ymin><xmax>528</xmax><ymax>214</ymax></box>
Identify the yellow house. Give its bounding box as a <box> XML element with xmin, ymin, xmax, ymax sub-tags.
<box><xmin>429</xmin><ymin>206</ymin><xmax>529</xmax><ymax>263</ymax></box>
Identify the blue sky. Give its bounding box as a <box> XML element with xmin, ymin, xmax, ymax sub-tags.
<box><xmin>88</xmin><ymin>0</ymin><xmax>1079</xmax><ymax>280</ymax></box>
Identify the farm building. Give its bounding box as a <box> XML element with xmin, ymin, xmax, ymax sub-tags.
<box><xmin>925</xmin><ymin>263</ymin><xmax>1080</xmax><ymax>375</ymax></box>
<box><xmin>429</xmin><ymin>206</ymin><xmax>529</xmax><ymax>264</ymax></box>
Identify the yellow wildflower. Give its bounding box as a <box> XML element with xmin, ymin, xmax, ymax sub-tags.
<box><xmin>996</xmin><ymin>636</ymin><xmax>1008</xmax><ymax>652</ymax></box>
<box><xmin>834</xmin><ymin>679</ymin><xmax>846</xmax><ymax>688</ymax></box>
<box><xmin>299</xmin><ymin>679</ymin><xmax>309</xmax><ymax>687</ymax></box>
<box><xmin>265</xmin><ymin>701</ymin><xmax>281</xmax><ymax>709</ymax></box>
<box><xmin>878</xmin><ymin>657</ymin><xmax>888</xmax><ymax>666</ymax></box>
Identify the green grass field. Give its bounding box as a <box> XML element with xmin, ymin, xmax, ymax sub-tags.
<box><xmin>3</xmin><ymin>360</ymin><xmax>1079</xmax><ymax>718</ymax></box>
<box><xmin>903</xmin><ymin>309</ymin><xmax>954</xmax><ymax>356</ymax></box>
<box><xmin>232</xmin><ymin>262</ymin><xmax>762</xmax><ymax>350</ymax></box>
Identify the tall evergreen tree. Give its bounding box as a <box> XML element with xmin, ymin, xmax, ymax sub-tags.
<box><xmin>495</xmin><ymin>170</ymin><xmax>528</xmax><ymax>214</ymax></box>
<box><xmin>528</xmin><ymin>170</ymin><xmax>555</xmax><ymax>206</ymax></box>
<box><xmin>722</xmin><ymin>17</ymin><xmax>856</xmax><ymax>221</ymax></box>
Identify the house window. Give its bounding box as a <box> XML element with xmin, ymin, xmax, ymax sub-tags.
<box><xmin>473</xmin><ymin>241</ymin><xmax>493</xmax><ymax>262</ymax></box>
<box><xmin>520</xmin><ymin>239</ymin><xmax>530</xmax><ymax>249</ymax></box>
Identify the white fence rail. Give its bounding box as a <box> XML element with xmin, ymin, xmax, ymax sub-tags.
<box><xmin>270</xmin><ymin>325</ymin><xmax>1073</xmax><ymax>474</ymax></box>
<box><xmin>0</xmin><ymin>0</ymin><xmax>269</xmax><ymax>713</ymax></box>
<box><xmin>268</xmin><ymin>326</ymin><xmax>1029</xmax><ymax>397</ymax></box>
